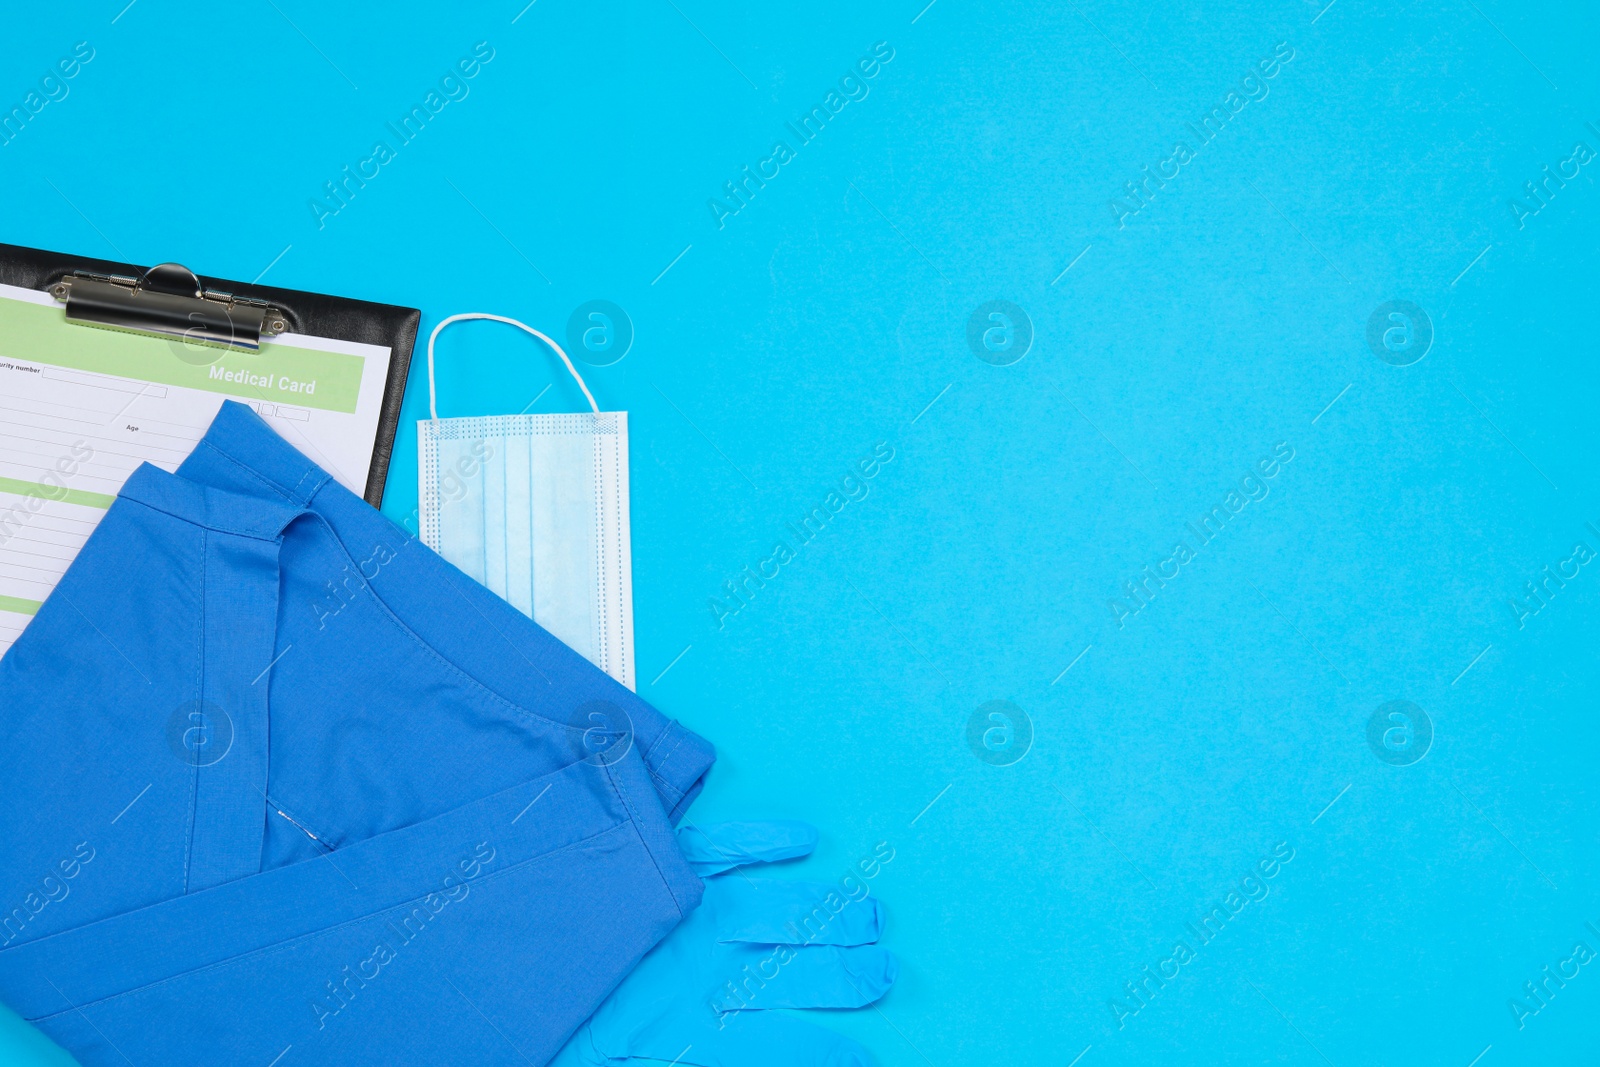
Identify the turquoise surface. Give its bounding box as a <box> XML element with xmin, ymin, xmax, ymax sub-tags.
<box><xmin>3</xmin><ymin>1</ymin><xmax>1599</xmax><ymax>1063</ymax></box>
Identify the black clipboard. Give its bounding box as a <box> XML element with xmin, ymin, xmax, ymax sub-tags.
<box><xmin>0</xmin><ymin>242</ymin><xmax>419</xmax><ymax>508</ymax></box>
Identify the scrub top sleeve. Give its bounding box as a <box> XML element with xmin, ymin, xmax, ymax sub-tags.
<box><xmin>0</xmin><ymin>758</ymin><xmax>701</xmax><ymax>1067</ymax></box>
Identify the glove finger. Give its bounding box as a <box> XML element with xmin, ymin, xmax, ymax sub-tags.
<box><xmin>677</xmin><ymin>821</ymin><xmax>818</xmax><ymax>875</ymax></box>
<box><xmin>711</xmin><ymin>943</ymin><xmax>898</xmax><ymax>1012</ymax></box>
<box><xmin>609</xmin><ymin>1003</ymin><xmax>877</xmax><ymax>1067</ymax></box>
<box><xmin>710</xmin><ymin>879</ymin><xmax>884</xmax><ymax>946</ymax></box>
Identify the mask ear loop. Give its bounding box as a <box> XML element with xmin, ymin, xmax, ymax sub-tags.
<box><xmin>427</xmin><ymin>312</ymin><xmax>601</xmax><ymax>419</ymax></box>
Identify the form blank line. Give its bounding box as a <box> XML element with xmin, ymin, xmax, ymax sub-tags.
<box><xmin>42</xmin><ymin>366</ymin><xmax>169</xmax><ymax>397</ymax></box>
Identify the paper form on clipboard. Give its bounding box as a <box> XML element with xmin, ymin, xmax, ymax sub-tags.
<box><xmin>0</xmin><ymin>281</ymin><xmax>393</xmax><ymax>657</ymax></box>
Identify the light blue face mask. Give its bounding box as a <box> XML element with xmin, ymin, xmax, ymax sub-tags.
<box><xmin>417</xmin><ymin>313</ymin><xmax>635</xmax><ymax>689</ymax></box>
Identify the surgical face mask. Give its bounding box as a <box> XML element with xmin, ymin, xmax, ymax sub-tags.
<box><xmin>417</xmin><ymin>313</ymin><xmax>635</xmax><ymax>689</ymax></box>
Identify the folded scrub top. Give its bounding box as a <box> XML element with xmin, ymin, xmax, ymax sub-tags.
<box><xmin>0</xmin><ymin>402</ymin><xmax>716</xmax><ymax>1067</ymax></box>
<box><xmin>176</xmin><ymin>401</ymin><xmax>712</xmax><ymax>831</ymax></box>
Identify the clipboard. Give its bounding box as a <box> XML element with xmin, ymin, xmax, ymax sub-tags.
<box><xmin>0</xmin><ymin>242</ymin><xmax>419</xmax><ymax>507</ymax></box>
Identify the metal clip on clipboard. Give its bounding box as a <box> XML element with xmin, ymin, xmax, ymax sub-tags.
<box><xmin>1</xmin><ymin>240</ymin><xmax>421</xmax><ymax>506</ymax></box>
<box><xmin>48</xmin><ymin>262</ymin><xmax>290</xmax><ymax>352</ymax></box>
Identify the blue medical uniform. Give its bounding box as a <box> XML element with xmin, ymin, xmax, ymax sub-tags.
<box><xmin>0</xmin><ymin>402</ymin><xmax>715</xmax><ymax>1066</ymax></box>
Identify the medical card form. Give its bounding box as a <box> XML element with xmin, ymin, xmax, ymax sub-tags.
<box><xmin>0</xmin><ymin>281</ymin><xmax>393</xmax><ymax>657</ymax></box>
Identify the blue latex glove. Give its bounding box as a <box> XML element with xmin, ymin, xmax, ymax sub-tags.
<box><xmin>551</xmin><ymin>821</ymin><xmax>898</xmax><ymax>1067</ymax></box>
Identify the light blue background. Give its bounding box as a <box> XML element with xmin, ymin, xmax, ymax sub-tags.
<box><xmin>2</xmin><ymin>0</ymin><xmax>1598</xmax><ymax>1063</ymax></box>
